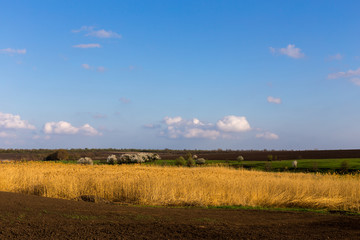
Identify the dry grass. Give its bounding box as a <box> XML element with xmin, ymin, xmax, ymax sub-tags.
<box><xmin>0</xmin><ymin>162</ymin><xmax>359</xmax><ymax>211</ymax></box>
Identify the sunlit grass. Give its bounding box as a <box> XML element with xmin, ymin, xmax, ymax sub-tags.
<box><xmin>0</xmin><ymin>162</ymin><xmax>359</xmax><ymax>212</ymax></box>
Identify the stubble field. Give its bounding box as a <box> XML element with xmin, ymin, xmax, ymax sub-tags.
<box><xmin>0</xmin><ymin>162</ymin><xmax>359</xmax><ymax>212</ymax></box>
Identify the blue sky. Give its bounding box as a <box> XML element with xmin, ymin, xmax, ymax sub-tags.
<box><xmin>1</xmin><ymin>0</ymin><xmax>360</xmax><ymax>150</ymax></box>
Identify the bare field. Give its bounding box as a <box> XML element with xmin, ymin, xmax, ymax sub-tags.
<box><xmin>1</xmin><ymin>191</ymin><xmax>360</xmax><ymax>239</ymax></box>
<box><xmin>0</xmin><ymin>162</ymin><xmax>359</xmax><ymax>212</ymax></box>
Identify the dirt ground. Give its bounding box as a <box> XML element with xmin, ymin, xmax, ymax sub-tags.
<box><xmin>0</xmin><ymin>192</ymin><xmax>359</xmax><ymax>239</ymax></box>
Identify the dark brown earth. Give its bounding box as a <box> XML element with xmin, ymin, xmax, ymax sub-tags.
<box><xmin>0</xmin><ymin>192</ymin><xmax>359</xmax><ymax>239</ymax></box>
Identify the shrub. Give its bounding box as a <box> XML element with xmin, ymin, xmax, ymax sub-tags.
<box><xmin>267</xmin><ymin>154</ymin><xmax>273</xmax><ymax>161</ymax></box>
<box><xmin>118</xmin><ymin>153</ymin><xmax>161</xmax><ymax>164</ymax></box>
<box><xmin>174</xmin><ymin>157</ymin><xmax>186</xmax><ymax>166</ymax></box>
<box><xmin>77</xmin><ymin>157</ymin><xmax>93</xmax><ymax>165</ymax></box>
<box><xmin>106</xmin><ymin>155</ymin><xmax>117</xmax><ymax>164</ymax></box>
<box><xmin>195</xmin><ymin>158</ymin><xmax>206</xmax><ymax>165</ymax></box>
<box><xmin>119</xmin><ymin>154</ymin><xmax>143</xmax><ymax>163</ymax></box>
<box><xmin>237</xmin><ymin>155</ymin><xmax>244</xmax><ymax>161</ymax></box>
<box><xmin>187</xmin><ymin>157</ymin><xmax>195</xmax><ymax>167</ymax></box>
<box><xmin>45</xmin><ymin>149</ymin><xmax>69</xmax><ymax>161</ymax></box>
<box><xmin>150</xmin><ymin>153</ymin><xmax>161</xmax><ymax>161</ymax></box>
<box><xmin>185</xmin><ymin>152</ymin><xmax>193</xmax><ymax>160</ymax></box>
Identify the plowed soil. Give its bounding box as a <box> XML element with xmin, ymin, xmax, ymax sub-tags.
<box><xmin>0</xmin><ymin>192</ymin><xmax>359</xmax><ymax>239</ymax></box>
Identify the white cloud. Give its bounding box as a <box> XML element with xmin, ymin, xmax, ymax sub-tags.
<box><xmin>159</xmin><ymin>115</ymin><xmax>253</xmax><ymax>139</ymax></box>
<box><xmin>43</xmin><ymin>121</ymin><xmax>101</xmax><ymax>136</ymax></box>
<box><xmin>87</xmin><ymin>29</ymin><xmax>122</xmax><ymax>39</ymax></box>
<box><xmin>267</xmin><ymin>96</ymin><xmax>282</xmax><ymax>104</ymax></box>
<box><xmin>80</xmin><ymin>124</ymin><xmax>101</xmax><ymax>136</ymax></box>
<box><xmin>183</xmin><ymin>128</ymin><xmax>220</xmax><ymax>140</ymax></box>
<box><xmin>73</xmin><ymin>26</ymin><xmax>121</xmax><ymax>39</ymax></box>
<box><xmin>0</xmin><ymin>48</ymin><xmax>26</xmax><ymax>55</ymax></box>
<box><xmin>351</xmin><ymin>78</ymin><xmax>360</xmax><ymax>86</ymax></box>
<box><xmin>328</xmin><ymin>67</ymin><xmax>360</xmax><ymax>79</ymax></box>
<box><xmin>164</xmin><ymin>116</ymin><xmax>182</xmax><ymax>125</ymax></box>
<box><xmin>0</xmin><ymin>112</ymin><xmax>35</xmax><ymax>130</ymax></box>
<box><xmin>44</xmin><ymin>121</ymin><xmax>79</xmax><ymax>134</ymax></box>
<box><xmin>161</xmin><ymin>116</ymin><xmax>219</xmax><ymax>139</ymax></box>
<box><xmin>192</xmin><ymin>118</ymin><xmax>204</xmax><ymax>125</ymax></box>
<box><xmin>72</xmin><ymin>43</ymin><xmax>101</xmax><ymax>48</ymax></box>
<box><xmin>153</xmin><ymin>115</ymin><xmax>281</xmax><ymax>141</ymax></box>
<box><xmin>216</xmin><ymin>115</ymin><xmax>251</xmax><ymax>132</ymax></box>
<box><xmin>327</xmin><ymin>53</ymin><xmax>343</xmax><ymax>61</ymax></box>
<box><xmin>82</xmin><ymin>63</ymin><xmax>90</xmax><ymax>69</ymax></box>
<box><xmin>270</xmin><ymin>44</ymin><xmax>305</xmax><ymax>59</ymax></box>
<box><xmin>256</xmin><ymin>132</ymin><xmax>279</xmax><ymax>140</ymax></box>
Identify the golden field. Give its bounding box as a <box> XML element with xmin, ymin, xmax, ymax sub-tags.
<box><xmin>0</xmin><ymin>162</ymin><xmax>359</xmax><ymax>212</ymax></box>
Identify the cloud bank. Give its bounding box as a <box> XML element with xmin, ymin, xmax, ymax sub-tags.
<box><xmin>162</xmin><ymin>116</ymin><xmax>220</xmax><ymax>140</ymax></box>
<box><xmin>0</xmin><ymin>112</ymin><xmax>35</xmax><ymax>130</ymax></box>
<box><xmin>154</xmin><ymin>115</ymin><xmax>279</xmax><ymax>141</ymax></box>
<box><xmin>216</xmin><ymin>115</ymin><xmax>251</xmax><ymax>132</ymax></box>
<box><xmin>328</xmin><ymin>67</ymin><xmax>360</xmax><ymax>79</ymax></box>
<box><xmin>157</xmin><ymin>115</ymin><xmax>257</xmax><ymax>140</ymax></box>
<box><xmin>44</xmin><ymin>121</ymin><xmax>101</xmax><ymax>136</ymax></box>
<box><xmin>328</xmin><ymin>67</ymin><xmax>360</xmax><ymax>86</ymax></box>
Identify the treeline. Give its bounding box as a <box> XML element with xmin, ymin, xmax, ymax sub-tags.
<box><xmin>1</xmin><ymin>148</ymin><xmax>360</xmax><ymax>161</ymax></box>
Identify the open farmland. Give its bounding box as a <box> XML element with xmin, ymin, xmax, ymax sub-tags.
<box><xmin>0</xmin><ymin>162</ymin><xmax>359</xmax><ymax>212</ymax></box>
<box><xmin>145</xmin><ymin>158</ymin><xmax>360</xmax><ymax>173</ymax></box>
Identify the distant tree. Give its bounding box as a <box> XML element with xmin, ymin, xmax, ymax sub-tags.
<box><xmin>44</xmin><ymin>149</ymin><xmax>69</xmax><ymax>161</ymax></box>
<box><xmin>187</xmin><ymin>157</ymin><xmax>195</xmax><ymax>167</ymax></box>
<box><xmin>185</xmin><ymin>152</ymin><xmax>193</xmax><ymax>161</ymax></box>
